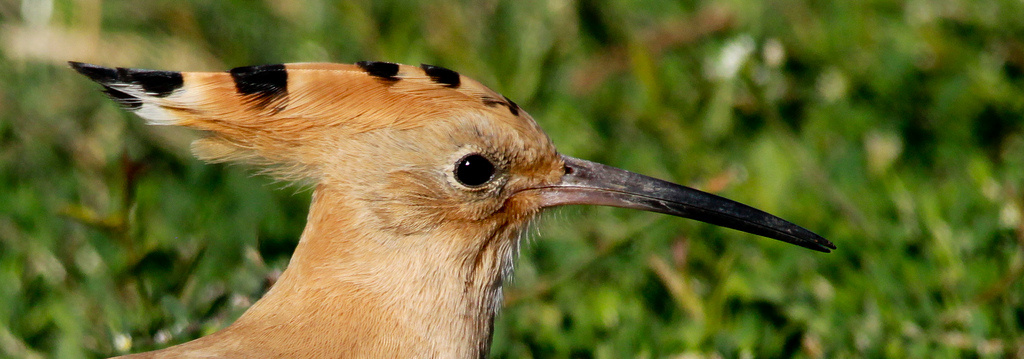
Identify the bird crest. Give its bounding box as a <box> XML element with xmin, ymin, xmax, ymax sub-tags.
<box><xmin>70</xmin><ymin>61</ymin><xmax>537</xmax><ymax>182</ymax></box>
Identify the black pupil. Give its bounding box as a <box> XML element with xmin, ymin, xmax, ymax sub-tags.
<box><xmin>455</xmin><ymin>154</ymin><xmax>495</xmax><ymax>187</ymax></box>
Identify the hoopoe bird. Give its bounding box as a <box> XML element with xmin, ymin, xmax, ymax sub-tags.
<box><xmin>71</xmin><ymin>61</ymin><xmax>834</xmax><ymax>358</ymax></box>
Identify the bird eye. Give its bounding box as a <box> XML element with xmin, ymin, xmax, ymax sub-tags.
<box><xmin>455</xmin><ymin>154</ymin><xmax>495</xmax><ymax>187</ymax></box>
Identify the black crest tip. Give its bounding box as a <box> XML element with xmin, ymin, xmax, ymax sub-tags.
<box><xmin>502</xmin><ymin>95</ymin><xmax>520</xmax><ymax>116</ymax></box>
<box><xmin>69</xmin><ymin>61</ymin><xmax>118</xmax><ymax>84</ymax></box>
<box><xmin>70</xmin><ymin>62</ymin><xmax>184</xmax><ymax>97</ymax></box>
<box><xmin>483</xmin><ymin>96</ymin><xmax>521</xmax><ymax>117</ymax></box>
<box><xmin>229</xmin><ymin>64</ymin><xmax>289</xmax><ymax>110</ymax></box>
<box><xmin>420</xmin><ymin>64</ymin><xmax>460</xmax><ymax>88</ymax></box>
<box><xmin>120</xmin><ymin>68</ymin><xmax>183</xmax><ymax>97</ymax></box>
<box><xmin>356</xmin><ymin>61</ymin><xmax>400</xmax><ymax>81</ymax></box>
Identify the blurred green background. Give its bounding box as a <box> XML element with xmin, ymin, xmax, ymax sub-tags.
<box><xmin>2</xmin><ymin>0</ymin><xmax>1024</xmax><ymax>357</ymax></box>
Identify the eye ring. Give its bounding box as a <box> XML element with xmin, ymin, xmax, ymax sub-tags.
<box><xmin>454</xmin><ymin>153</ymin><xmax>496</xmax><ymax>187</ymax></box>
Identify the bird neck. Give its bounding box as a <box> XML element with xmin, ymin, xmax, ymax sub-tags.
<box><xmin>146</xmin><ymin>184</ymin><xmax>519</xmax><ymax>358</ymax></box>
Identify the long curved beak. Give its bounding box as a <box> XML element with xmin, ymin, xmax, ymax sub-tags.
<box><xmin>537</xmin><ymin>155</ymin><xmax>835</xmax><ymax>253</ymax></box>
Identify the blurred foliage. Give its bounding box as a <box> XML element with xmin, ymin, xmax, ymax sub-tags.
<box><xmin>2</xmin><ymin>0</ymin><xmax>1024</xmax><ymax>357</ymax></box>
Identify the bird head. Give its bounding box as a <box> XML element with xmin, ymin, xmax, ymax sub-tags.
<box><xmin>69</xmin><ymin>60</ymin><xmax>834</xmax><ymax>258</ymax></box>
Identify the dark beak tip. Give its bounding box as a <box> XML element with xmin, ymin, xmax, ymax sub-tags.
<box><xmin>555</xmin><ymin>155</ymin><xmax>837</xmax><ymax>254</ymax></box>
<box><xmin>804</xmin><ymin>237</ymin><xmax>836</xmax><ymax>253</ymax></box>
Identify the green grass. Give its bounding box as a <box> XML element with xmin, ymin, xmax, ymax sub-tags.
<box><xmin>2</xmin><ymin>0</ymin><xmax>1024</xmax><ymax>357</ymax></box>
